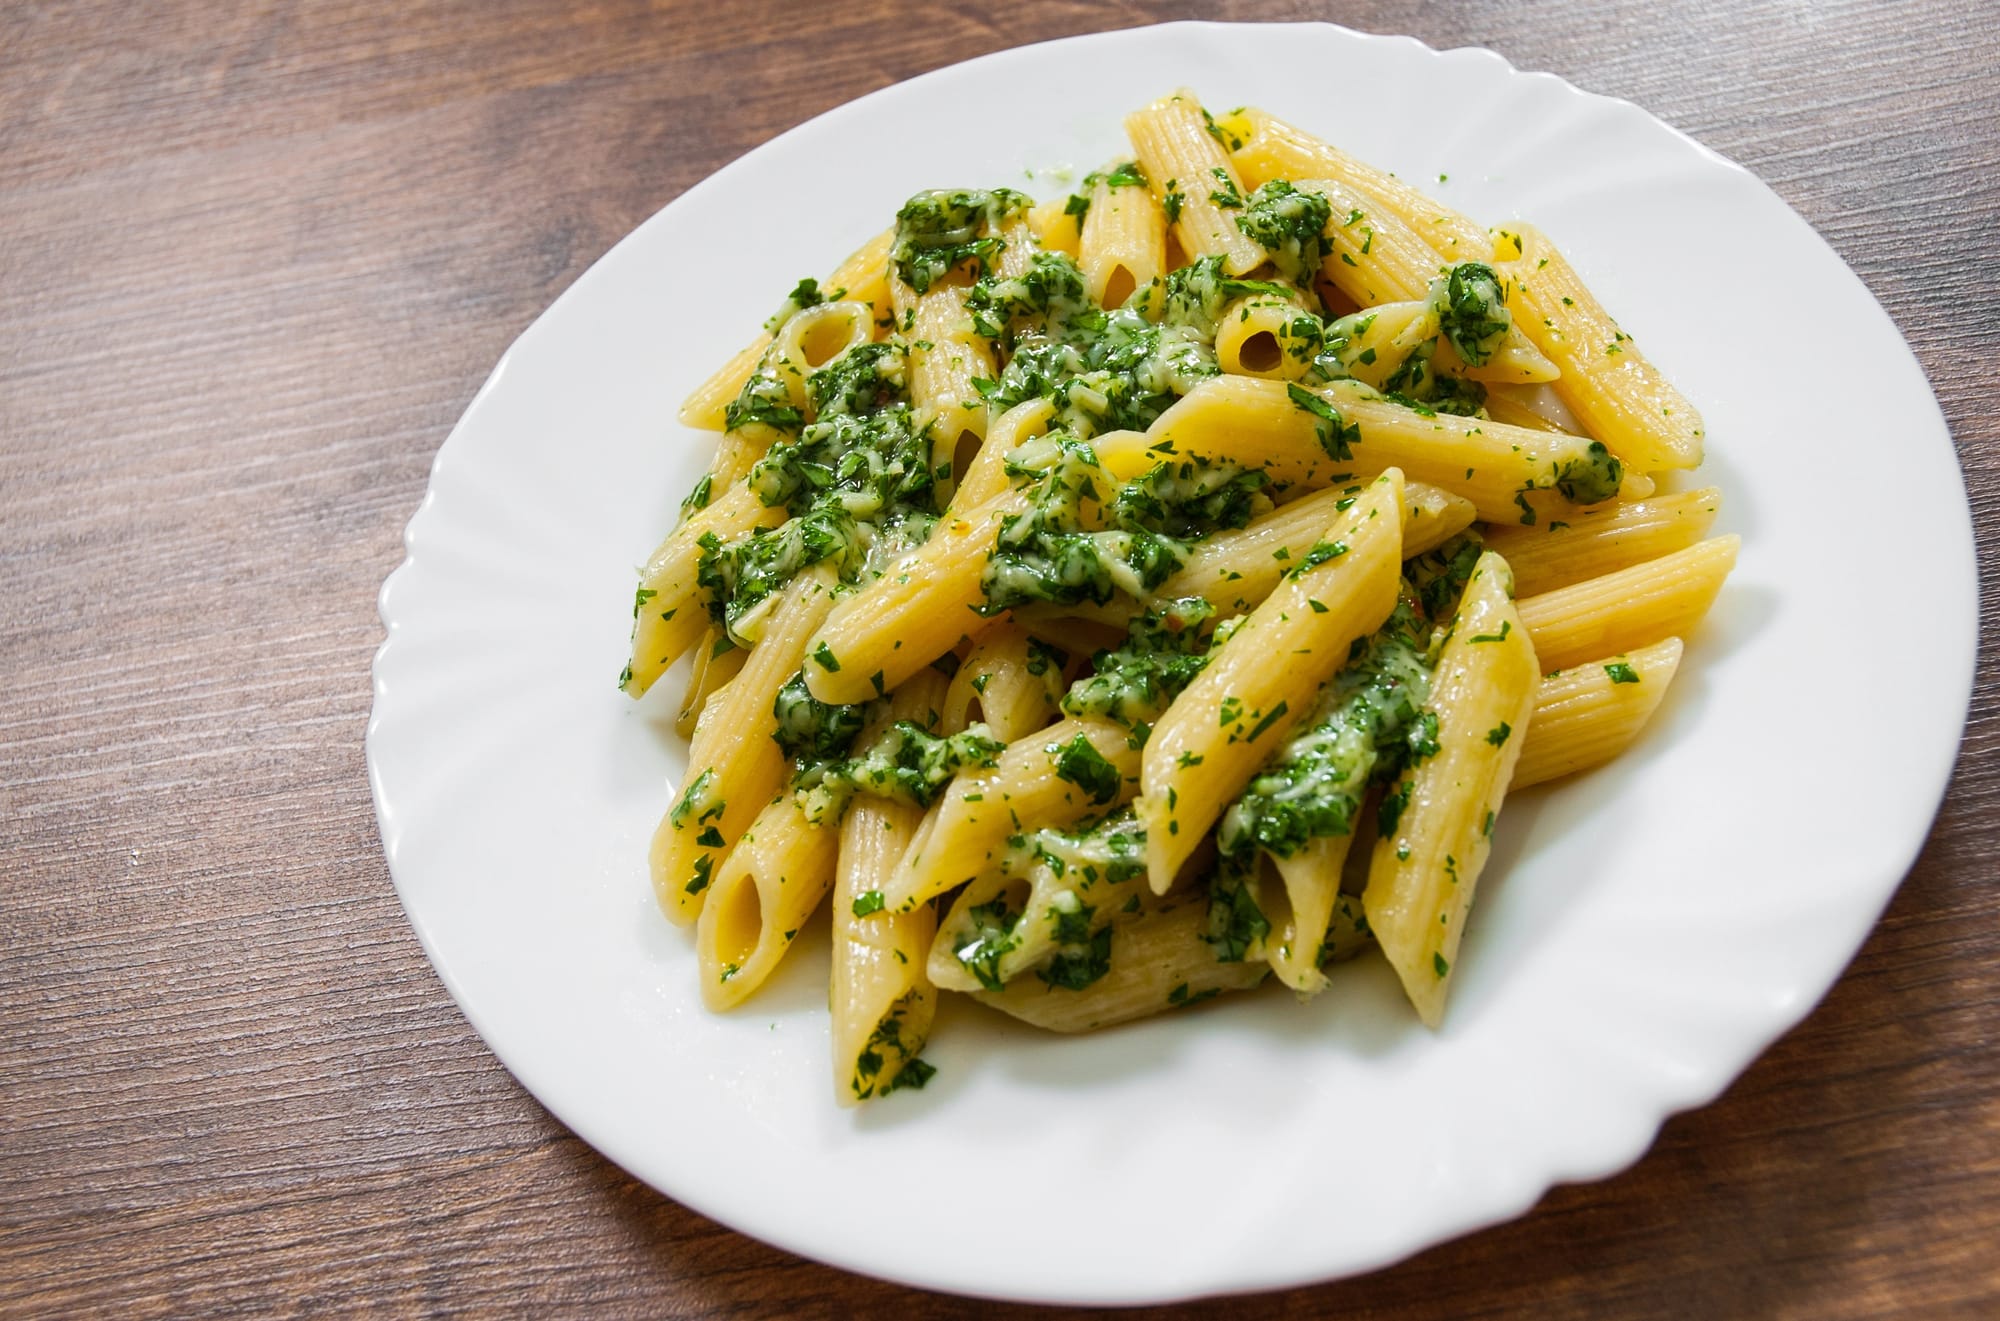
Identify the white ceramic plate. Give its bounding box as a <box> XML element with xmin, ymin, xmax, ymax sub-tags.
<box><xmin>368</xmin><ymin>22</ymin><xmax>1975</xmax><ymax>1304</ymax></box>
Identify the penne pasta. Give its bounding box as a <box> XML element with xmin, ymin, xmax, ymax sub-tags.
<box><xmin>1516</xmin><ymin>535</ymin><xmax>1738</xmax><ymax>673</ymax></box>
<box><xmin>1145</xmin><ymin>375</ymin><xmax>1631</xmax><ymax>526</ymax></box>
<box><xmin>1495</xmin><ymin>224</ymin><xmax>1706</xmax><ymax>471</ymax></box>
<box><xmin>624</xmin><ymin>482</ymin><xmax>788</xmax><ymax>698</ymax></box>
<box><xmin>831</xmin><ymin>671</ymin><xmax>948</xmax><ymax>1104</ymax></box>
<box><xmin>971</xmin><ymin>894</ymin><xmax>1268</xmax><ymax>1032</ymax></box>
<box><xmin>1513</xmin><ymin>638</ymin><xmax>1685</xmax><ymax>789</ymax></box>
<box><xmin>652</xmin><ymin>569</ymin><xmax>839</xmax><ymax>924</ymax></box>
<box><xmin>1365</xmin><ymin>551</ymin><xmax>1538</xmax><ymax>1026</ymax></box>
<box><xmin>1138</xmin><ymin>469</ymin><xmax>1406</xmax><ymax>893</ymax></box>
<box><xmin>1482</xmin><ymin>486</ymin><xmax>1722</xmax><ymax>598</ymax></box>
<box><xmin>696</xmin><ymin>790</ymin><xmax>840</xmax><ymax>1009</ymax></box>
<box><xmin>626</xmin><ymin>94</ymin><xmax>1738</xmax><ymax>1093</ymax></box>
<box><xmin>940</xmin><ymin>622</ymin><xmax>1068</xmax><ymax>742</ymax></box>
<box><xmin>1125</xmin><ymin>91</ymin><xmax>1265</xmax><ymax>276</ymax></box>
<box><xmin>1078</xmin><ymin>161</ymin><xmax>1168</xmax><ymax>308</ymax></box>
<box><xmin>1229</xmin><ymin>109</ymin><xmax>1490</xmax><ymax>259</ymax></box>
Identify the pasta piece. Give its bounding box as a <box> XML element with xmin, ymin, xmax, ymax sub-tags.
<box><xmin>678</xmin><ymin>228</ymin><xmax>895</xmax><ymax>430</ymax></box>
<box><xmin>904</xmin><ymin>282</ymin><xmax>997</xmax><ymax>503</ymax></box>
<box><xmin>1309</xmin><ymin>178</ymin><xmax>1557</xmax><ymax>384</ymax></box>
<box><xmin>1214</xmin><ymin>294</ymin><xmax>1320</xmax><ymax>380</ymax></box>
<box><xmin>1513</xmin><ymin>638</ymin><xmax>1685</xmax><ymax>789</ymax></box>
<box><xmin>678</xmin><ymin>337</ymin><xmax>771</xmax><ymax>435</ymax></box>
<box><xmin>1125</xmin><ymin>91</ymin><xmax>1265</xmax><ymax>276</ymax></box>
<box><xmin>927</xmin><ymin>814</ymin><xmax>1151</xmax><ymax>994</ymax></box>
<box><xmin>971</xmin><ymin>894</ymin><xmax>1268</xmax><ymax>1032</ymax></box>
<box><xmin>625</xmin><ymin>482</ymin><xmax>788</xmax><ymax>698</ymax></box>
<box><xmin>1332</xmin><ymin>300</ymin><xmax>1438</xmax><ymax>391</ymax></box>
<box><xmin>1266</xmin><ymin>836</ymin><xmax>1357</xmax><ymax>993</ymax></box>
<box><xmin>1482</xmin><ymin>486</ymin><xmax>1722</xmax><ymax>597</ymax></box>
<box><xmin>652</xmin><ymin>569</ymin><xmax>839</xmax><ymax>924</ymax></box>
<box><xmin>801</xmin><ymin>487</ymin><xmax>1025</xmax><ymax>706</ymax></box>
<box><xmin>940</xmin><ymin>623</ymin><xmax>1067</xmax><ymax>741</ymax></box>
<box><xmin>675</xmin><ymin>625</ymin><xmax>749</xmax><ymax>740</ymax></box>
<box><xmin>831</xmin><ymin>671</ymin><xmax>948</xmax><ymax>1105</ymax></box>
<box><xmin>952</xmin><ymin>397</ymin><xmax>1053</xmax><ymax>513</ymax></box>
<box><xmin>1229</xmin><ymin>109</ymin><xmax>1490</xmax><ymax>259</ymax></box>
<box><xmin>772</xmin><ymin>300</ymin><xmax>875</xmax><ymax>404</ymax></box>
<box><xmin>1078</xmin><ymin>162</ymin><xmax>1167</xmax><ymax>308</ymax></box>
<box><xmin>1145</xmin><ymin>375</ymin><xmax>1631</xmax><ymax>525</ymax></box>
<box><xmin>885</xmin><ymin>716</ymin><xmax>1141</xmax><ymax>912</ymax></box>
<box><xmin>696</xmin><ymin>791</ymin><xmax>839</xmax><ymax>1009</ymax></box>
<box><xmin>1365</xmin><ymin>551</ymin><xmax>1538</xmax><ymax>1026</ymax></box>
<box><xmin>1139</xmin><ymin>469</ymin><xmax>1406</xmax><ymax>893</ymax></box>
<box><xmin>1029</xmin><ymin>196</ymin><xmax>1082</xmax><ymax>259</ymax></box>
<box><xmin>1495</xmin><ymin>224</ymin><xmax>1705</xmax><ymax>471</ymax></box>
<box><xmin>1516</xmin><ymin>535</ymin><xmax>1737</xmax><ymax>673</ymax></box>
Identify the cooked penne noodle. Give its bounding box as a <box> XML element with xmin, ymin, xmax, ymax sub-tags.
<box><xmin>1513</xmin><ymin>638</ymin><xmax>1685</xmax><ymax>789</ymax></box>
<box><xmin>1333</xmin><ymin>300</ymin><xmax>1438</xmax><ymax>391</ymax></box>
<box><xmin>1138</xmin><ymin>469</ymin><xmax>1406</xmax><ymax>893</ymax></box>
<box><xmin>940</xmin><ymin>623</ymin><xmax>1067</xmax><ymax>741</ymax></box>
<box><xmin>952</xmin><ymin>397</ymin><xmax>1053</xmax><ymax>513</ymax></box>
<box><xmin>1516</xmin><ymin>535</ymin><xmax>1737</xmax><ymax>673</ymax></box>
<box><xmin>1309</xmin><ymin>178</ymin><xmax>1556</xmax><ymax>384</ymax></box>
<box><xmin>1266</xmin><ymin>836</ymin><xmax>1357</xmax><ymax>993</ymax></box>
<box><xmin>1125</xmin><ymin>91</ymin><xmax>1265</xmax><ymax>276</ymax></box>
<box><xmin>904</xmin><ymin>283</ymin><xmax>998</xmax><ymax>501</ymax></box>
<box><xmin>696</xmin><ymin>790</ymin><xmax>839</xmax><ymax>1009</ymax></box>
<box><xmin>625</xmin><ymin>482</ymin><xmax>788</xmax><ymax>698</ymax></box>
<box><xmin>1483</xmin><ymin>486</ymin><xmax>1722</xmax><ymax>597</ymax></box>
<box><xmin>1496</xmin><ymin>224</ymin><xmax>1705</xmax><ymax>471</ymax></box>
<box><xmin>652</xmin><ymin>569</ymin><xmax>839</xmax><ymax>924</ymax></box>
<box><xmin>1228</xmin><ymin>109</ymin><xmax>1490</xmax><ymax>259</ymax></box>
<box><xmin>886</xmin><ymin>716</ymin><xmax>1141</xmax><ymax>912</ymax></box>
<box><xmin>1214</xmin><ymin>294</ymin><xmax>1320</xmax><ymax>380</ymax></box>
<box><xmin>801</xmin><ymin>488</ymin><xmax>1025</xmax><ymax>706</ymax></box>
<box><xmin>1145</xmin><ymin>375</ymin><xmax>1631</xmax><ymax>525</ymax></box>
<box><xmin>679</xmin><ymin>228</ymin><xmax>895</xmax><ymax>430</ymax></box>
<box><xmin>675</xmin><ymin>625</ymin><xmax>750</xmax><ymax>740</ymax></box>
<box><xmin>1078</xmin><ymin>163</ymin><xmax>1168</xmax><ymax>308</ymax></box>
<box><xmin>971</xmin><ymin>895</ymin><xmax>1268</xmax><ymax>1032</ymax></box>
<box><xmin>773</xmin><ymin>300</ymin><xmax>875</xmax><ymax>399</ymax></box>
<box><xmin>1365</xmin><ymin>551</ymin><xmax>1538</xmax><ymax>1026</ymax></box>
<box><xmin>831</xmin><ymin>671</ymin><xmax>947</xmax><ymax>1104</ymax></box>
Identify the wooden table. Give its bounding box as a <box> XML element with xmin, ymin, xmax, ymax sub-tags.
<box><xmin>5</xmin><ymin>2</ymin><xmax>1994</xmax><ymax>1314</ymax></box>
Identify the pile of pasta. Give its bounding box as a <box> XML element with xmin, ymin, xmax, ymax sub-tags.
<box><xmin>622</xmin><ymin>92</ymin><xmax>1735</xmax><ymax>1105</ymax></box>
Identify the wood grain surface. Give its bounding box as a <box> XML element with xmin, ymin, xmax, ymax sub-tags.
<box><xmin>3</xmin><ymin>1</ymin><xmax>1995</xmax><ymax>1314</ymax></box>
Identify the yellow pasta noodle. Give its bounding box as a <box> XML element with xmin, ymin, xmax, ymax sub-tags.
<box><xmin>1496</xmin><ymin>224</ymin><xmax>1705</xmax><ymax>471</ymax></box>
<box><xmin>652</xmin><ymin>569</ymin><xmax>839</xmax><ymax>924</ymax></box>
<box><xmin>1078</xmin><ymin>161</ymin><xmax>1167</xmax><ymax>308</ymax></box>
<box><xmin>1513</xmin><ymin>638</ymin><xmax>1685</xmax><ymax>789</ymax></box>
<box><xmin>1125</xmin><ymin>90</ymin><xmax>1265</xmax><ymax>276</ymax></box>
<box><xmin>831</xmin><ymin>671</ymin><xmax>948</xmax><ymax>1104</ymax></box>
<box><xmin>1516</xmin><ymin>534</ymin><xmax>1737</xmax><ymax>673</ymax></box>
<box><xmin>696</xmin><ymin>791</ymin><xmax>839</xmax><ymax>1010</ymax></box>
<box><xmin>1483</xmin><ymin>486</ymin><xmax>1721</xmax><ymax>597</ymax></box>
<box><xmin>971</xmin><ymin>894</ymin><xmax>1268</xmax><ymax>1032</ymax></box>
<box><xmin>1365</xmin><ymin>551</ymin><xmax>1538</xmax><ymax>1026</ymax></box>
<box><xmin>1138</xmin><ymin>469</ymin><xmax>1406</xmax><ymax>893</ymax></box>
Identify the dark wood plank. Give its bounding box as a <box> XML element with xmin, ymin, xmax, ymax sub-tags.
<box><xmin>3</xmin><ymin>0</ymin><xmax>1995</xmax><ymax>1314</ymax></box>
